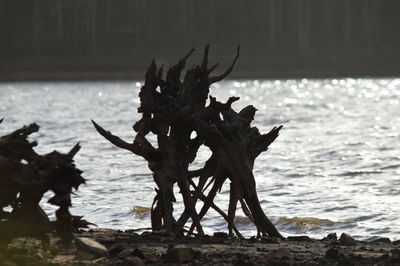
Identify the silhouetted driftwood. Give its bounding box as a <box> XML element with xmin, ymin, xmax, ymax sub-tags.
<box><xmin>92</xmin><ymin>45</ymin><xmax>283</xmax><ymax>238</ymax></box>
<box><xmin>0</xmin><ymin>119</ymin><xmax>88</xmax><ymax>244</ymax></box>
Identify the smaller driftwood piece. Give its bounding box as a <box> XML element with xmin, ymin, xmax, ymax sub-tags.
<box><xmin>93</xmin><ymin>45</ymin><xmax>283</xmax><ymax>238</ymax></box>
<box><xmin>0</xmin><ymin>119</ymin><xmax>88</xmax><ymax>244</ymax></box>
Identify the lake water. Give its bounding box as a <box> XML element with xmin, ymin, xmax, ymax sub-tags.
<box><xmin>1</xmin><ymin>79</ymin><xmax>399</xmax><ymax>240</ymax></box>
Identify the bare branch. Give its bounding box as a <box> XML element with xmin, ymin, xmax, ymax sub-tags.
<box><xmin>250</xmin><ymin>125</ymin><xmax>283</xmax><ymax>158</ymax></box>
<box><xmin>10</xmin><ymin>123</ymin><xmax>40</xmax><ymax>138</ymax></box>
<box><xmin>208</xmin><ymin>45</ymin><xmax>240</xmax><ymax>83</ymax></box>
<box><xmin>92</xmin><ymin>120</ymin><xmax>133</xmax><ymax>149</ymax></box>
<box><xmin>68</xmin><ymin>142</ymin><xmax>81</xmax><ymax>158</ymax></box>
<box><xmin>188</xmin><ymin>169</ymin><xmax>204</xmax><ymax>178</ymax></box>
<box><xmin>166</xmin><ymin>48</ymin><xmax>195</xmax><ymax>84</ymax></box>
<box><xmin>157</xmin><ymin>65</ymin><xmax>164</xmax><ymax>81</ymax></box>
<box><xmin>226</xmin><ymin>96</ymin><xmax>240</xmax><ymax>108</ymax></box>
<box><xmin>201</xmin><ymin>44</ymin><xmax>210</xmax><ymax>71</ymax></box>
<box><xmin>92</xmin><ymin>120</ymin><xmax>142</xmax><ymax>155</ymax></box>
<box><xmin>190</xmin><ymin>183</ymin><xmax>244</xmax><ymax>239</ymax></box>
<box><xmin>238</xmin><ymin>105</ymin><xmax>257</xmax><ymax>122</ymax></box>
<box><xmin>206</xmin><ymin>63</ymin><xmax>219</xmax><ymax>76</ymax></box>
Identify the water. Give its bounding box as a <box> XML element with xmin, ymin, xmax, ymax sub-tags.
<box><xmin>1</xmin><ymin>79</ymin><xmax>400</xmax><ymax>240</ymax></box>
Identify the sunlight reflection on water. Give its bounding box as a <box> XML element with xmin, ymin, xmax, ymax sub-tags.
<box><xmin>1</xmin><ymin>78</ymin><xmax>400</xmax><ymax>240</ymax></box>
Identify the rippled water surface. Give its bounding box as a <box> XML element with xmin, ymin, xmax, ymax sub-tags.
<box><xmin>1</xmin><ymin>79</ymin><xmax>400</xmax><ymax>240</ymax></box>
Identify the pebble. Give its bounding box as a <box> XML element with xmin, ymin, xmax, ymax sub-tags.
<box><xmin>108</xmin><ymin>243</ymin><xmax>125</xmax><ymax>256</ymax></box>
<box><xmin>257</xmin><ymin>247</ymin><xmax>268</xmax><ymax>252</ymax></box>
<box><xmin>339</xmin><ymin>233</ymin><xmax>356</xmax><ymax>246</ymax></box>
<box><xmin>326</xmin><ymin>247</ymin><xmax>342</xmax><ymax>259</ymax></box>
<box><xmin>371</xmin><ymin>237</ymin><xmax>391</xmax><ymax>244</ymax></box>
<box><xmin>266</xmin><ymin>247</ymin><xmax>293</xmax><ymax>260</ymax></box>
<box><xmin>287</xmin><ymin>235</ymin><xmax>312</xmax><ymax>242</ymax></box>
<box><xmin>163</xmin><ymin>247</ymin><xmax>195</xmax><ymax>263</ymax></box>
<box><xmin>123</xmin><ymin>256</ymin><xmax>145</xmax><ymax>266</ymax></box>
<box><xmin>118</xmin><ymin>248</ymin><xmax>145</xmax><ymax>259</ymax></box>
<box><xmin>75</xmin><ymin>237</ymin><xmax>109</xmax><ymax>258</ymax></box>
<box><xmin>260</xmin><ymin>237</ymin><xmax>280</xmax><ymax>244</ymax></box>
<box><xmin>75</xmin><ymin>250</ymin><xmax>98</xmax><ymax>260</ymax></box>
<box><xmin>213</xmin><ymin>232</ymin><xmax>228</xmax><ymax>238</ymax></box>
<box><xmin>327</xmin><ymin>233</ymin><xmax>338</xmax><ymax>241</ymax></box>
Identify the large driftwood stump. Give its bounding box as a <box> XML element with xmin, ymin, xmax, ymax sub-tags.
<box><xmin>0</xmin><ymin>119</ymin><xmax>88</xmax><ymax>244</ymax></box>
<box><xmin>93</xmin><ymin>46</ymin><xmax>283</xmax><ymax>238</ymax></box>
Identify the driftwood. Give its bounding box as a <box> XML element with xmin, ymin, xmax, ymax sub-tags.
<box><xmin>0</xmin><ymin>119</ymin><xmax>88</xmax><ymax>244</ymax></box>
<box><xmin>93</xmin><ymin>45</ymin><xmax>283</xmax><ymax>238</ymax></box>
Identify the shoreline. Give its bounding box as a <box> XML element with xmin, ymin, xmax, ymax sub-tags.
<box><xmin>2</xmin><ymin>229</ymin><xmax>400</xmax><ymax>265</ymax></box>
<box><xmin>1</xmin><ymin>69</ymin><xmax>400</xmax><ymax>82</ymax></box>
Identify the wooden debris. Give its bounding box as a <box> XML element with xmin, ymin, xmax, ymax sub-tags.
<box><xmin>0</xmin><ymin>119</ymin><xmax>88</xmax><ymax>244</ymax></box>
<box><xmin>93</xmin><ymin>46</ymin><xmax>283</xmax><ymax>238</ymax></box>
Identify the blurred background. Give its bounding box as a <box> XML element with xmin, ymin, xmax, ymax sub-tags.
<box><xmin>1</xmin><ymin>0</ymin><xmax>400</xmax><ymax>80</ymax></box>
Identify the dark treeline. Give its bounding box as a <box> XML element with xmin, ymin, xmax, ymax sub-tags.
<box><xmin>1</xmin><ymin>0</ymin><xmax>400</xmax><ymax>79</ymax></box>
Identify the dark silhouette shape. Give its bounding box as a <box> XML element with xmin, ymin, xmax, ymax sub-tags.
<box><xmin>0</xmin><ymin>119</ymin><xmax>88</xmax><ymax>244</ymax></box>
<box><xmin>92</xmin><ymin>46</ymin><xmax>283</xmax><ymax>238</ymax></box>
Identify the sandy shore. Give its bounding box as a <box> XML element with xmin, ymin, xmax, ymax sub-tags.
<box><xmin>1</xmin><ymin>229</ymin><xmax>400</xmax><ymax>265</ymax></box>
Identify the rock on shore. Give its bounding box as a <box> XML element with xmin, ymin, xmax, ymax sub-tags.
<box><xmin>1</xmin><ymin>230</ymin><xmax>400</xmax><ymax>265</ymax></box>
